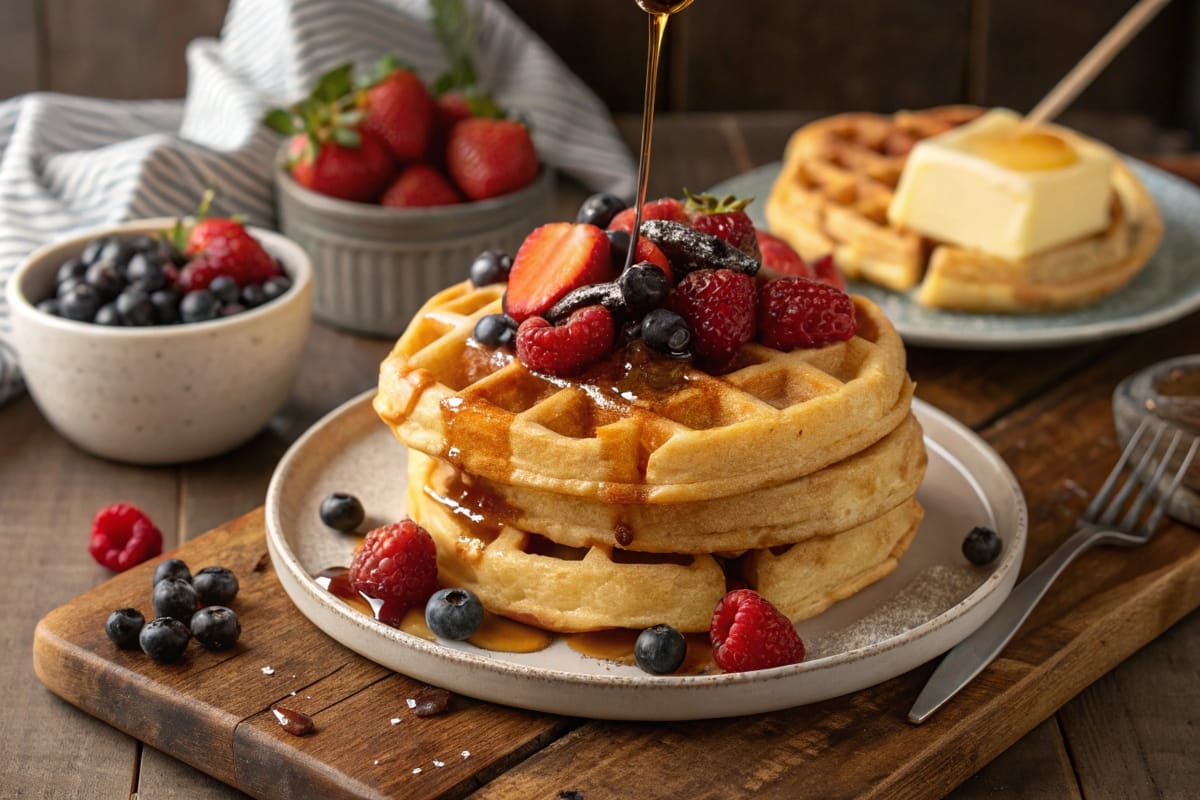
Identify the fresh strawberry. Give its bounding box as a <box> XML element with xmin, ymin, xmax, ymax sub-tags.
<box><xmin>668</xmin><ymin>268</ymin><xmax>757</xmax><ymax>367</ymax></box>
<box><xmin>286</xmin><ymin>130</ymin><xmax>396</xmax><ymax>204</ymax></box>
<box><xmin>709</xmin><ymin>589</ymin><xmax>805</xmax><ymax>673</ymax></box>
<box><xmin>350</xmin><ymin>520</ymin><xmax>439</xmax><ymax>626</ymax></box>
<box><xmin>179</xmin><ymin>217</ymin><xmax>280</xmax><ymax>290</ymax></box>
<box><xmin>755</xmin><ymin>229</ymin><xmax>812</xmax><ymax>279</ymax></box>
<box><xmin>446</xmin><ymin>117</ymin><xmax>539</xmax><ymax>201</ymax></box>
<box><xmin>516</xmin><ymin>306</ymin><xmax>615</xmax><ymax>377</ymax></box>
<box><xmin>684</xmin><ymin>190</ymin><xmax>760</xmax><ymax>258</ymax></box>
<box><xmin>381</xmin><ymin>164</ymin><xmax>463</xmax><ymax>208</ymax></box>
<box><xmin>757</xmin><ymin>277</ymin><xmax>857</xmax><ymax>350</ymax></box>
<box><xmin>360</xmin><ymin>61</ymin><xmax>435</xmax><ymax>162</ymax></box>
<box><xmin>632</xmin><ymin>236</ymin><xmax>673</xmax><ymax>283</ymax></box>
<box><xmin>505</xmin><ymin>223</ymin><xmax>612</xmax><ymax>323</ymax></box>
<box><xmin>606</xmin><ymin>197</ymin><xmax>688</xmax><ymax>235</ymax></box>
<box><xmin>810</xmin><ymin>253</ymin><xmax>846</xmax><ymax>291</ymax></box>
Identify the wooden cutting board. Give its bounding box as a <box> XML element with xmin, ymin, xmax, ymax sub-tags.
<box><xmin>33</xmin><ymin>507</ymin><xmax>1200</xmax><ymax>800</ymax></box>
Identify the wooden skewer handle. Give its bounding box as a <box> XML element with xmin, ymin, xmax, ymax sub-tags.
<box><xmin>1026</xmin><ymin>0</ymin><xmax>1172</xmax><ymax>126</ymax></box>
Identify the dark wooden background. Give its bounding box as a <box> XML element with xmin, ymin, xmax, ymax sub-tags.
<box><xmin>3</xmin><ymin>0</ymin><xmax>1196</xmax><ymax>150</ymax></box>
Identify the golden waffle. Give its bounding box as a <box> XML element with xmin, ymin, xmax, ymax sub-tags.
<box><xmin>765</xmin><ymin>106</ymin><xmax>1163</xmax><ymax>312</ymax></box>
<box><xmin>375</xmin><ymin>281</ymin><xmax>913</xmax><ymax>504</ymax></box>
<box><xmin>407</xmin><ymin>451</ymin><xmax>923</xmax><ymax>633</ymax></box>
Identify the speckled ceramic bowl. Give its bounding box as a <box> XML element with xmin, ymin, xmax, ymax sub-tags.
<box><xmin>275</xmin><ymin>158</ymin><xmax>555</xmax><ymax>338</ymax></box>
<box><xmin>6</xmin><ymin>218</ymin><xmax>313</xmax><ymax>464</ymax></box>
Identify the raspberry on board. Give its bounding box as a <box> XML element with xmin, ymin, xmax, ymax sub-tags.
<box><xmin>89</xmin><ymin>503</ymin><xmax>164</xmax><ymax>572</ymax></box>
<box><xmin>709</xmin><ymin>588</ymin><xmax>805</xmax><ymax>673</ymax></box>
<box><xmin>349</xmin><ymin>520</ymin><xmax>439</xmax><ymax>619</ymax></box>
<box><xmin>757</xmin><ymin>277</ymin><xmax>857</xmax><ymax>351</ymax></box>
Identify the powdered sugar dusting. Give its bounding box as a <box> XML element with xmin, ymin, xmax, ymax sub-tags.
<box><xmin>808</xmin><ymin>565</ymin><xmax>981</xmax><ymax>658</ymax></box>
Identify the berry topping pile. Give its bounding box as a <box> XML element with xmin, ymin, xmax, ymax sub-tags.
<box><xmin>266</xmin><ymin>51</ymin><xmax>539</xmax><ymax>206</ymax></box>
<box><xmin>709</xmin><ymin>589</ymin><xmax>806</xmax><ymax>673</ymax></box>
<box><xmin>466</xmin><ymin>191</ymin><xmax>856</xmax><ymax>377</ymax></box>
<box><xmin>39</xmin><ymin>195</ymin><xmax>288</xmax><ymax>328</ymax></box>
<box><xmin>349</xmin><ymin>520</ymin><xmax>440</xmax><ymax>626</ymax></box>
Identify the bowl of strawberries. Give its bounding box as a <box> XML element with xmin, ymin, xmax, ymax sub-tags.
<box><xmin>6</xmin><ymin>204</ymin><xmax>313</xmax><ymax>464</ymax></box>
<box><xmin>268</xmin><ymin>59</ymin><xmax>554</xmax><ymax>338</ymax></box>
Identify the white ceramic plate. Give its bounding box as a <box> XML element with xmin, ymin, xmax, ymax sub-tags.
<box><xmin>709</xmin><ymin>160</ymin><xmax>1200</xmax><ymax>349</ymax></box>
<box><xmin>265</xmin><ymin>391</ymin><xmax>1027</xmax><ymax>720</ymax></box>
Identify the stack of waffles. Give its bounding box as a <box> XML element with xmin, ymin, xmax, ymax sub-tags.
<box><xmin>765</xmin><ymin>106</ymin><xmax>1163</xmax><ymax>312</ymax></box>
<box><xmin>374</xmin><ymin>280</ymin><xmax>927</xmax><ymax>633</ymax></box>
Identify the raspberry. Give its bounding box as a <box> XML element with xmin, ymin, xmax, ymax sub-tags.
<box><xmin>515</xmin><ymin>305</ymin><xmax>615</xmax><ymax>377</ymax></box>
<box><xmin>709</xmin><ymin>589</ymin><xmax>805</xmax><ymax>673</ymax></box>
<box><xmin>668</xmin><ymin>269</ymin><xmax>757</xmax><ymax>367</ymax></box>
<box><xmin>757</xmin><ymin>277</ymin><xmax>856</xmax><ymax>351</ymax></box>
<box><xmin>349</xmin><ymin>521</ymin><xmax>439</xmax><ymax>622</ymax></box>
<box><xmin>89</xmin><ymin>504</ymin><xmax>163</xmax><ymax>572</ymax></box>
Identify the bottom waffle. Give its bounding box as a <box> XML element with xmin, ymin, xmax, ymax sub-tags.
<box><xmin>407</xmin><ymin>451</ymin><xmax>923</xmax><ymax>633</ymax></box>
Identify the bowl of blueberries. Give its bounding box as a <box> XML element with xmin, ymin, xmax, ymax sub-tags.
<box><xmin>5</xmin><ymin>216</ymin><xmax>313</xmax><ymax>464</ymax></box>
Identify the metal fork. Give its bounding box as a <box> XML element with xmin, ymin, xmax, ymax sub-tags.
<box><xmin>908</xmin><ymin>419</ymin><xmax>1200</xmax><ymax>724</ymax></box>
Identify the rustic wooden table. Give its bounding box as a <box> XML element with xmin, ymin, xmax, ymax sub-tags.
<box><xmin>2</xmin><ymin>113</ymin><xmax>1197</xmax><ymax>799</ymax></box>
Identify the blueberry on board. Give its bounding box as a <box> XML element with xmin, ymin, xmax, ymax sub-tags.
<box><xmin>641</xmin><ymin>308</ymin><xmax>691</xmax><ymax>357</ymax></box>
<box><xmin>193</xmin><ymin>566</ymin><xmax>239</xmax><ymax>606</ymax></box>
<box><xmin>190</xmin><ymin>606</ymin><xmax>241</xmax><ymax>651</ymax></box>
<box><xmin>575</xmin><ymin>193</ymin><xmax>627</xmax><ymax>228</ymax></box>
<box><xmin>36</xmin><ymin>298</ymin><xmax>60</xmax><ymax>317</ymax></box>
<box><xmin>126</xmin><ymin>252</ymin><xmax>166</xmax><ymax>292</ymax></box>
<box><xmin>425</xmin><ymin>588</ymin><xmax>484</xmax><ymax>641</ymax></box>
<box><xmin>319</xmin><ymin>492</ymin><xmax>365</xmax><ymax>533</ymax></box>
<box><xmin>180</xmin><ymin>290</ymin><xmax>219</xmax><ymax>323</ymax></box>
<box><xmin>139</xmin><ymin>617</ymin><xmax>191</xmax><ymax>663</ymax></box>
<box><xmin>963</xmin><ymin>526</ymin><xmax>1003</xmax><ymax>565</ymax></box>
<box><xmin>209</xmin><ymin>275</ymin><xmax>239</xmax><ymax>306</ymax></box>
<box><xmin>93</xmin><ymin>303</ymin><xmax>122</xmax><ymax>326</ymax></box>
<box><xmin>116</xmin><ymin>287</ymin><xmax>155</xmax><ymax>326</ymax></box>
<box><xmin>634</xmin><ymin>624</ymin><xmax>687</xmax><ymax>675</ymax></box>
<box><xmin>619</xmin><ymin>263</ymin><xmax>670</xmax><ymax>315</ymax></box>
<box><xmin>84</xmin><ymin>259</ymin><xmax>124</xmax><ymax>301</ymax></box>
<box><xmin>55</xmin><ymin>257</ymin><xmax>87</xmax><ymax>287</ymax></box>
<box><xmin>472</xmin><ymin>313</ymin><xmax>517</xmax><ymax>347</ymax></box>
<box><xmin>606</xmin><ymin>229</ymin><xmax>631</xmax><ymax>269</ymax></box>
<box><xmin>468</xmin><ymin>250</ymin><xmax>510</xmax><ymax>286</ymax></box>
<box><xmin>240</xmin><ymin>283</ymin><xmax>266</xmax><ymax>308</ymax></box>
<box><xmin>150</xmin><ymin>290</ymin><xmax>182</xmax><ymax>324</ymax></box>
<box><xmin>58</xmin><ymin>283</ymin><xmax>102</xmax><ymax>322</ymax></box>
<box><xmin>152</xmin><ymin>577</ymin><xmax>199</xmax><ymax>622</ymax></box>
<box><xmin>153</xmin><ymin>558</ymin><xmax>191</xmax><ymax>586</ymax></box>
<box><xmin>105</xmin><ymin>607</ymin><xmax>146</xmax><ymax>649</ymax></box>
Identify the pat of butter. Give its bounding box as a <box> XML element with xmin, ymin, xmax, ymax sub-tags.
<box><xmin>887</xmin><ymin>109</ymin><xmax>1115</xmax><ymax>261</ymax></box>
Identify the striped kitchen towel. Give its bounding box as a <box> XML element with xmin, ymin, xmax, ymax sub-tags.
<box><xmin>0</xmin><ymin>0</ymin><xmax>637</xmax><ymax>406</ymax></box>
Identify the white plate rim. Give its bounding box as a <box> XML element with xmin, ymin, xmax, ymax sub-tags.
<box><xmin>265</xmin><ymin>390</ymin><xmax>1027</xmax><ymax>719</ymax></box>
<box><xmin>710</xmin><ymin>160</ymin><xmax>1200</xmax><ymax>350</ymax></box>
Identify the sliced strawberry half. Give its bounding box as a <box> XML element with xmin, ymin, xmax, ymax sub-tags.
<box><xmin>504</xmin><ymin>223</ymin><xmax>613</xmax><ymax>323</ymax></box>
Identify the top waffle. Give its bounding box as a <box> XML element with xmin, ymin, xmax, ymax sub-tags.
<box><xmin>765</xmin><ymin>106</ymin><xmax>1163</xmax><ymax>312</ymax></box>
<box><xmin>374</xmin><ymin>280</ymin><xmax>913</xmax><ymax>504</ymax></box>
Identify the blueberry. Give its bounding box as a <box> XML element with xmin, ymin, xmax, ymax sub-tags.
<box><xmin>128</xmin><ymin>234</ymin><xmax>157</xmax><ymax>253</ymax></box>
<box><xmin>619</xmin><ymin>262</ymin><xmax>670</xmax><ymax>315</ymax></box>
<box><xmin>93</xmin><ymin>303</ymin><xmax>121</xmax><ymax>326</ymax></box>
<box><xmin>963</xmin><ymin>526</ymin><xmax>1003</xmax><ymax>565</ymax></box>
<box><xmin>193</xmin><ymin>566</ymin><xmax>239</xmax><ymax>606</ymax></box>
<box><xmin>58</xmin><ymin>283</ymin><xmax>102</xmax><ymax>322</ymax></box>
<box><xmin>84</xmin><ymin>259</ymin><xmax>124</xmax><ymax>301</ymax></box>
<box><xmin>468</xmin><ymin>250</ymin><xmax>511</xmax><ymax>286</ymax></box>
<box><xmin>139</xmin><ymin>617</ymin><xmax>191</xmax><ymax>663</ymax></box>
<box><xmin>641</xmin><ymin>308</ymin><xmax>691</xmax><ymax>357</ymax></box>
<box><xmin>218</xmin><ymin>302</ymin><xmax>246</xmax><ymax>318</ymax></box>
<box><xmin>153</xmin><ymin>558</ymin><xmax>191</xmax><ymax>586</ymax></box>
<box><xmin>576</xmin><ymin>193</ymin><xmax>627</xmax><ymax>228</ymax></box>
<box><xmin>209</xmin><ymin>275</ymin><xmax>239</xmax><ymax>305</ymax></box>
<box><xmin>126</xmin><ymin>252</ymin><xmax>166</xmax><ymax>292</ymax></box>
<box><xmin>56</xmin><ymin>277</ymin><xmax>84</xmax><ymax>299</ymax></box>
<box><xmin>55</xmin><ymin>257</ymin><xmax>87</xmax><ymax>287</ymax></box>
<box><xmin>150</xmin><ymin>289</ymin><xmax>182</xmax><ymax>324</ymax></box>
<box><xmin>473</xmin><ymin>313</ymin><xmax>517</xmax><ymax>347</ymax></box>
<box><xmin>98</xmin><ymin>237</ymin><xmax>135</xmax><ymax>268</ymax></box>
<box><xmin>80</xmin><ymin>237</ymin><xmax>110</xmax><ymax>266</ymax></box>
<box><xmin>116</xmin><ymin>287</ymin><xmax>155</xmax><ymax>326</ymax></box>
<box><xmin>36</xmin><ymin>298</ymin><xmax>60</xmax><ymax>316</ymax></box>
<box><xmin>425</xmin><ymin>588</ymin><xmax>484</xmax><ymax>640</ymax></box>
<box><xmin>180</xmin><ymin>289</ymin><xmax>219</xmax><ymax>323</ymax></box>
<box><xmin>105</xmin><ymin>607</ymin><xmax>145</xmax><ymax>649</ymax></box>
<box><xmin>634</xmin><ymin>624</ymin><xmax>687</xmax><ymax>675</ymax></box>
<box><xmin>319</xmin><ymin>492</ymin><xmax>365</xmax><ymax>532</ymax></box>
<box><xmin>606</xmin><ymin>229</ymin><xmax>631</xmax><ymax>269</ymax></box>
<box><xmin>262</xmin><ymin>276</ymin><xmax>291</xmax><ymax>302</ymax></box>
<box><xmin>190</xmin><ymin>606</ymin><xmax>241</xmax><ymax>651</ymax></box>
<box><xmin>240</xmin><ymin>283</ymin><xmax>266</xmax><ymax>308</ymax></box>
<box><xmin>152</xmin><ymin>577</ymin><xmax>199</xmax><ymax>622</ymax></box>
